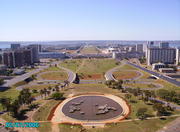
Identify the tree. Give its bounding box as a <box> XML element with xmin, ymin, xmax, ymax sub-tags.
<box><xmin>51</xmin><ymin>92</ymin><xmax>64</xmax><ymax>100</ymax></box>
<box><xmin>143</xmin><ymin>90</ymin><xmax>152</xmax><ymax>103</ymax></box>
<box><xmin>0</xmin><ymin>97</ymin><xmax>11</xmax><ymax>111</ymax></box>
<box><xmin>43</xmin><ymin>88</ymin><xmax>48</xmax><ymax>97</ymax></box>
<box><xmin>31</xmin><ymin>75</ymin><xmax>37</xmax><ymax>80</ymax></box>
<box><xmin>32</xmin><ymin>89</ymin><xmax>38</xmax><ymax>93</ymax></box>
<box><xmin>48</xmin><ymin>86</ymin><xmax>52</xmax><ymax>91</ymax></box>
<box><xmin>55</xmin><ymin>85</ymin><xmax>59</xmax><ymax>92</ymax></box>
<box><xmin>40</xmin><ymin>89</ymin><xmax>45</xmax><ymax>98</ymax></box>
<box><xmin>47</xmin><ymin>91</ymin><xmax>51</xmax><ymax>96</ymax></box>
<box><xmin>0</xmin><ymin>78</ymin><xmax>4</xmax><ymax>85</ymax></box>
<box><xmin>125</xmin><ymin>94</ymin><xmax>132</xmax><ymax>100</ymax></box>
<box><xmin>9</xmin><ymin>99</ymin><xmax>20</xmax><ymax>117</ymax></box>
<box><xmin>18</xmin><ymin>88</ymin><xmax>32</xmax><ymax>105</ymax></box>
<box><xmin>153</xmin><ymin>103</ymin><xmax>168</xmax><ymax>116</ymax></box>
<box><xmin>136</xmin><ymin>108</ymin><xmax>147</xmax><ymax>120</ymax></box>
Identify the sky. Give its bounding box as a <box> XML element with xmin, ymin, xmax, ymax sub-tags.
<box><xmin>0</xmin><ymin>0</ymin><xmax>180</xmax><ymax>41</ymax></box>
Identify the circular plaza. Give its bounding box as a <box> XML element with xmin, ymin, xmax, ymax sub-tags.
<box><xmin>51</xmin><ymin>94</ymin><xmax>130</xmax><ymax>125</ymax></box>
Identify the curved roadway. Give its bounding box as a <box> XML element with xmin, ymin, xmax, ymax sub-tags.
<box><xmin>126</xmin><ymin>61</ymin><xmax>180</xmax><ymax>87</ymax></box>
<box><xmin>105</xmin><ymin>61</ymin><xmax>180</xmax><ymax>110</ymax></box>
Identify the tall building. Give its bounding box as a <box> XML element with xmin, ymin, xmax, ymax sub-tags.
<box><xmin>11</xmin><ymin>44</ymin><xmax>21</xmax><ymax>50</ymax></box>
<box><xmin>136</xmin><ymin>44</ymin><xmax>143</xmax><ymax>52</ymax></box>
<box><xmin>146</xmin><ymin>48</ymin><xmax>176</xmax><ymax>65</ymax></box>
<box><xmin>28</xmin><ymin>45</ymin><xmax>40</xmax><ymax>63</ymax></box>
<box><xmin>0</xmin><ymin>54</ymin><xmax>3</xmax><ymax>64</ymax></box>
<box><xmin>147</xmin><ymin>41</ymin><xmax>154</xmax><ymax>48</ymax></box>
<box><xmin>14</xmin><ymin>50</ymin><xmax>25</xmax><ymax>67</ymax></box>
<box><xmin>38</xmin><ymin>45</ymin><xmax>42</xmax><ymax>52</ymax></box>
<box><xmin>176</xmin><ymin>48</ymin><xmax>180</xmax><ymax>65</ymax></box>
<box><xmin>159</xmin><ymin>42</ymin><xmax>169</xmax><ymax>48</ymax></box>
<box><xmin>3</xmin><ymin>49</ymin><xmax>33</xmax><ymax>68</ymax></box>
<box><xmin>3</xmin><ymin>52</ymin><xmax>14</xmax><ymax>68</ymax></box>
<box><xmin>23</xmin><ymin>49</ymin><xmax>33</xmax><ymax>65</ymax></box>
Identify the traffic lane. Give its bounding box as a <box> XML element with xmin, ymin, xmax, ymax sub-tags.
<box><xmin>127</xmin><ymin>62</ymin><xmax>180</xmax><ymax>87</ymax></box>
<box><xmin>3</xmin><ymin>65</ymin><xmax>49</xmax><ymax>87</ymax></box>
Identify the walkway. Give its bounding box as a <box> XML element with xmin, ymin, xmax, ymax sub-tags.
<box><xmin>157</xmin><ymin>117</ymin><xmax>180</xmax><ymax>132</ymax></box>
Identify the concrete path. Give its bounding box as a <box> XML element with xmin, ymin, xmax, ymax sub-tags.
<box><xmin>157</xmin><ymin>117</ymin><xmax>180</xmax><ymax>132</ymax></box>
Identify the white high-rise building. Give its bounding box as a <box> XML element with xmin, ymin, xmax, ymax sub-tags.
<box><xmin>136</xmin><ymin>44</ymin><xmax>143</xmax><ymax>52</ymax></box>
<box><xmin>176</xmin><ymin>48</ymin><xmax>180</xmax><ymax>65</ymax></box>
<box><xmin>146</xmin><ymin>48</ymin><xmax>176</xmax><ymax>65</ymax></box>
<box><xmin>159</xmin><ymin>42</ymin><xmax>169</xmax><ymax>48</ymax></box>
<box><xmin>28</xmin><ymin>45</ymin><xmax>40</xmax><ymax>63</ymax></box>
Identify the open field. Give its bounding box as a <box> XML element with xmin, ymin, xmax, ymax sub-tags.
<box><xmin>60</xmin><ymin>59</ymin><xmax>83</xmax><ymax>72</ymax></box>
<box><xmin>37</xmin><ymin>122</ymin><xmax>52</xmax><ymax>132</ymax></box>
<box><xmin>123</xmin><ymin>83</ymin><xmax>159</xmax><ymax>89</ymax></box>
<box><xmin>89</xmin><ymin>117</ymin><xmax>177</xmax><ymax>132</ymax></box>
<box><xmin>0</xmin><ymin>86</ymin><xmax>19</xmax><ymax>100</ymax></box>
<box><xmin>61</xmin><ymin>59</ymin><xmax>118</xmax><ymax>80</ymax></box>
<box><xmin>41</xmin><ymin>66</ymin><xmax>63</xmax><ymax>72</ymax></box>
<box><xmin>24</xmin><ymin>84</ymin><xmax>57</xmax><ymax>90</ymax></box>
<box><xmin>33</xmin><ymin>100</ymin><xmax>60</xmax><ymax>121</ymax></box>
<box><xmin>120</xmin><ymin>63</ymin><xmax>180</xmax><ymax>93</ymax></box>
<box><xmin>154</xmin><ymin>79</ymin><xmax>180</xmax><ymax>93</ymax></box>
<box><xmin>80</xmin><ymin>46</ymin><xmax>101</xmax><ymax>54</ymax></box>
<box><xmin>113</xmin><ymin>71</ymin><xmax>139</xmax><ymax>80</ymax></box>
<box><xmin>40</xmin><ymin>72</ymin><xmax>68</xmax><ymax>80</ymax></box>
<box><xmin>63</xmin><ymin>83</ymin><xmax>124</xmax><ymax>98</ymax></box>
<box><xmin>36</xmin><ymin>114</ymin><xmax>179</xmax><ymax>132</ymax></box>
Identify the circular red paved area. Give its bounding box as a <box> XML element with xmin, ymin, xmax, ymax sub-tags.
<box><xmin>62</xmin><ymin>95</ymin><xmax>123</xmax><ymax>121</ymax></box>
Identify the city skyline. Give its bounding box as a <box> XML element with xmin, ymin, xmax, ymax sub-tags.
<box><xmin>0</xmin><ymin>0</ymin><xmax>180</xmax><ymax>41</ymax></box>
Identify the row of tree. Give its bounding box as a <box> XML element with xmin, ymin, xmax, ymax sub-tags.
<box><xmin>157</xmin><ymin>89</ymin><xmax>180</xmax><ymax>105</ymax></box>
<box><xmin>136</xmin><ymin>101</ymin><xmax>174</xmax><ymax>120</ymax></box>
<box><xmin>105</xmin><ymin>80</ymin><xmax>123</xmax><ymax>90</ymax></box>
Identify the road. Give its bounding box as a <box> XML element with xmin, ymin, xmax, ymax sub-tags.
<box><xmin>104</xmin><ymin>61</ymin><xmax>180</xmax><ymax>110</ymax></box>
<box><xmin>1</xmin><ymin>61</ymin><xmax>76</xmax><ymax>89</ymax></box>
<box><xmin>57</xmin><ymin>62</ymin><xmax>76</xmax><ymax>83</ymax></box>
<box><xmin>2</xmin><ymin>65</ymin><xmax>49</xmax><ymax>88</ymax></box>
<box><xmin>126</xmin><ymin>62</ymin><xmax>180</xmax><ymax>87</ymax></box>
<box><xmin>105</xmin><ymin>62</ymin><xmax>126</xmax><ymax>81</ymax></box>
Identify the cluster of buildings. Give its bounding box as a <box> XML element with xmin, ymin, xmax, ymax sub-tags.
<box><xmin>0</xmin><ymin>44</ymin><xmax>68</xmax><ymax>68</ymax></box>
<box><xmin>0</xmin><ymin>44</ymin><xmax>41</xmax><ymax>68</ymax></box>
<box><xmin>145</xmin><ymin>42</ymin><xmax>180</xmax><ymax>66</ymax></box>
<box><xmin>102</xmin><ymin>44</ymin><xmax>145</xmax><ymax>59</ymax></box>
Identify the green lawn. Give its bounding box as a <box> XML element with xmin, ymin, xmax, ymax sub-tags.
<box><xmin>80</xmin><ymin>46</ymin><xmax>101</xmax><ymax>54</ymax></box>
<box><xmin>89</xmin><ymin>117</ymin><xmax>177</xmax><ymax>132</ymax></box>
<box><xmin>127</xmin><ymin>95</ymin><xmax>155</xmax><ymax>119</ymax></box>
<box><xmin>63</xmin><ymin>83</ymin><xmax>124</xmax><ymax>98</ymax></box>
<box><xmin>154</xmin><ymin>79</ymin><xmax>180</xmax><ymax>93</ymax></box>
<box><xmin>40</xmin><ymin>72</ymin><xmax>68</xmax><ymax>80</ymax></box>
<box><xmin>123</xmin><ymin>83</ymin><xmax>158</xmax><ymax>89</ymax></box>
<box><xmin>0</xmin><ymin>86</ymin><xmax>19</xmax><ymax>98</ymax></box>
<box><xmin>41</xmin><ymin>66</ymin><xmax>63</xmax><ymax>72</ymax></box>
<box><xmin>118</xmin><ymin>64</ymin><xmax>137</xmax><ymax>70</ymax></box>
<box><xmin>60</xmin><ymin>59</ymin><xmax>83</xmax><ymax>72</ymax></box>
<box><xmin>59</xmin><ymin>124</ymin><xmax>83</xmax><ymax>132</ymax></box>
<box><xmin>33</xmin><ymin>100</ymin><xmax>60</xmax><ymax>121</ymax></box>
<box><xmin>60</xmin><ymin>59</ymin><xmax>118</xmax><ymax>80</ymax></box>
<box><xmin>113</xmin><ymin>71</ymin><xmax>139</xmax><ymax>80</ymax></box>
<box><xmin>78</xmin><ymin>59</ymin><xmax>117</xmax><ymax>74</ymax></box>
<box><xmin>38</xmin><ymin>122</ymin><xmax>52</xmax><ymax>132</ymax></box>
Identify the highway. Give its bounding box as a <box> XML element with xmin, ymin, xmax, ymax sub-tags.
<box><xmin>1</xmin><ymin>61</ymin><xmax>76</xmax><ymax>88</ymax></box>
<box><xmin>56</xmin><ymin>62</ymin><xmax>76</xmax><ymax>83</ymax></box>
<box><xmin>2</xmin><ymin>65</ymin><xmax>49</xmax><ymax>88</ymax></box>
<box><xmin>126</xmin><ymin>62</ymin><xmax>180</xmax><ymax>87</ymax></box>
